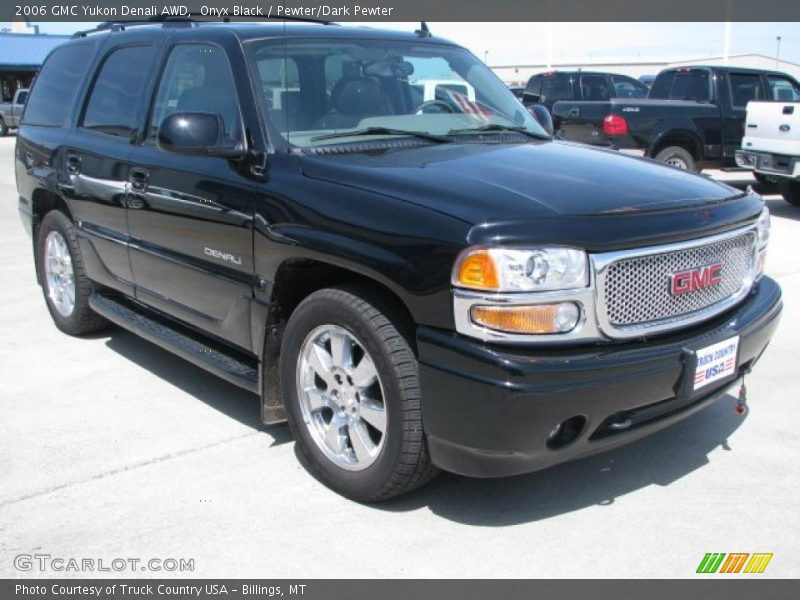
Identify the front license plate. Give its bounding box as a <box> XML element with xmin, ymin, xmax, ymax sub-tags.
<box><xmin>693</xmin><ymin>336</ymin><xmax>740</xmax><ymax>391</ymax></box>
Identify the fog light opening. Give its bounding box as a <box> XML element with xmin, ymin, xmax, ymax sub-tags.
<box><xmin>546</xmin><ymin>415</ymin><xmax>587</xmax><ymax>450</ymax></box>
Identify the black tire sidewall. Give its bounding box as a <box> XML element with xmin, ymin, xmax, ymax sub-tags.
<box><xmin>36</xmin><ymin>211</ymin><xmax>91</xmax><ymax>334</ymax></box>
<box><xmin>0</xmin><ymin>120</ymin><xmax>8</xmax><ymax>136</ymax></box>
<box><xmin>280</xmin><ymin>290</ymin><xmax>411</xmax><ymax>500</ymax></box>
<box><xmin>779</xmin><ymin>180</ymin><xmax>800</xmax><ymax>206</ymax></box>
<box><xmin>655</xmin><ymin>146</ymin><xmax>697</xmax><ymax>171</ymax></box>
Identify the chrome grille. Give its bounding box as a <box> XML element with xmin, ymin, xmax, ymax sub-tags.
<box><xmin>603</xmin><ymin>232</ymin><xmax>755</xmax><ymax>327</ymax></box>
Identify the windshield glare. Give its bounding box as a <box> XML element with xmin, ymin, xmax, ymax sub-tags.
<box><xmin>248</xmin><ymin>38</ymin><xmax>546</xmax><ymax>147</ymax></box>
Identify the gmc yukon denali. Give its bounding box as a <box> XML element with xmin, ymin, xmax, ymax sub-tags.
<box><xmin>16</xmin><ymin>20</ymin><xmax>782</xmax><ymax>501</ymax></box>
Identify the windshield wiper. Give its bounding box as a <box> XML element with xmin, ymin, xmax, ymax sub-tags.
<box><xmin>447</xmin><ymin>124</ymin><xmax>548</xmax><ymax>140</ymax></box>
<box><xmin>311</xmin><ymin>127</ymin><xmax>452</xmax><ymax>143</ymax></box>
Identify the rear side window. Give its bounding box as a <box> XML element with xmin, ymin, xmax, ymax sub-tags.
<box><xmin>579</xmin><ymin>74</ymin><xmax>611</xmax><ymax>101</ymax></box>
<box><xmin>649</xmin><ymin>71</ymin><xmax>675</xmax><ymax>98</ymax></box>
<box><xmin>22</xmin><ymin>44</ymin><xmax>94</xmax><ymax>127</ymax></box>
<box><xmin>540</xmin><ymin>74</ymin><xmax>571</xmax><ymax>103</ymax></box>
<box><xmin>729</xmin><ymin>73</ymin><xmax>764</xmax><ymax>107</ymax></box>
<box><xmin>650</xmin><ymin>70</ymin><xmax>710</xmax><ymax>102</ymax></box>
<box><xmin>16</xmin><ymin>90</ymin><xmax>28</xmax><ymax>104</ymax></box>
<box><xmin>766</xmin><ymin>75</ymin><xmax>800</xmax><ymax>101</ymax></box>
<box><xmin>525</xmin><ymin>75</ymin><xmax>542</xmax><ymax>96</ymax></box>
<box><xmin>82</xmin><ymin>45</ymin><xmax>154</xmax><ymax>137</ymax></box>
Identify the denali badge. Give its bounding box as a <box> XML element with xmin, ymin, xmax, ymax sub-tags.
<box><xmin>670</xmin><ymin>263</ymin><xmax>723</xmax><ymax>295</ymax></box>
<box><xmin>204</xmin><ymin>247</ymin><xmax>242</xmax><ymax>265</ymax></box>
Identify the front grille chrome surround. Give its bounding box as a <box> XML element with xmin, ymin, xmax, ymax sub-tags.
<box><xmin>593</xmin><ymin>226</ymin><xmax>758</xmax><ymax>339</ymax></box>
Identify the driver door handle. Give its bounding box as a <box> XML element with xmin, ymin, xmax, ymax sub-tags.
<box><xmin>129</xmin><ymin>168</ymin><xmax>149</xmax><ymax>193</ymax></box>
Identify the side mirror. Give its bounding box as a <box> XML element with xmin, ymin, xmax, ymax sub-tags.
<box><xmin>527</xmin><ymin>104</ymin><xmax>555</xmax><ymax>137</ymax></box>
<box><xmin>157</xmin><ymin>112</ymin><xmax>245</xmax><ymax>159</ymax></box>
<box><xmin>522</xmin><ymin>92</ymin><xmax>542</xmax><ymax>105</ymax></box>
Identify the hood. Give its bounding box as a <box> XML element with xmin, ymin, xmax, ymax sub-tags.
<box><xmin>300</xmin><ymin>140</ymin><xmax>745</xmax><ymax>225</ymax></box>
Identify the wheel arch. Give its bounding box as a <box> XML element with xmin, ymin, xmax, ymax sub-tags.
<box><xmin>259</xmin><ymin>257</ymin><xmax>419</xmax><ymax>424</ymax></box>
<box><xmin>31</xmin><ymin>189</ymin><xmax>74</xmax><ymax>283</ymax></box>
<box><xmin>648</xmin><ymin>128</ymin><xmax>703</xmax><ymax>162</ymax></box>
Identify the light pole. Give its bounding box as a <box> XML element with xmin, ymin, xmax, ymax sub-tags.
<box><xmin>776</xmin><ymin>36</ymin><xmax>782</xmax><ymax>68</ymax></box>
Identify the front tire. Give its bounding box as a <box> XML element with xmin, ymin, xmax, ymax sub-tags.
<box><xmin>36</xmin><ymin>210</ymin><xmax>108</xmax><ymax>336</ymax></box>
<box><xmin>654</xmin><ymin>145</ymin><xmax>697</xmax><ymax>171</ymax></box>
<box><xmin>778</xmin><ymin>179</ymin><xmax>800</xmax><ymax>207</ymax></box>
<box><xmin>0</xmin><ymin>119</ymin><xmax>8</xmax><ymax>137</ymax></box>
<box><xmin>280</xmin><ymin>286</ymin><xmax>437</xmax><ymax>501</ymax></box>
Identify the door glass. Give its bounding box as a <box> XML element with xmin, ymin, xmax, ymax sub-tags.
<box><xmin>611</xmin><ymin>75</ymin><xmax>648</xmax><ymax>98</ymax></box>
<box><xmin>580</xmin><ymin>75</ymin><xmax>611</xmax><ymax>101</ymax></box>
<box><xmin>23</xmin><ymin>44</ymin><xmax>94</xmax><ymax>127</ymax></box>
<box><xmin>82</xmin><ymin>45</ymin><xmax>154</xmax><ymax>137</ymax></box>
<box><xmin>148</xmin><ymin>44</ymin><xmax>240</xmax><ymax>140</ymax></box>
<box><xmin>729</xmin><ymin>73</ymin><xmax>764</xmax><ymax>107</ymax></box>
<box><xmin>766</xmin><ymin>76</ymin><xmax>800</xmax><ymax>101</ymax></box>
<box><xmin>540</xmin><ymin>75</ymin><xmax>570</xmax><ymax>103</ymax></box>
<box><xmin>670</xmin><ymin>70</ymin><xmax>710</xmax><ymax>101</ymax></box>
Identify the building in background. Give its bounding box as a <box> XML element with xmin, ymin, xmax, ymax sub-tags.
<box><xmin>493</xmin><ymin>54</ymin><xmax>800</xmax><ymax>87</ymax></box>
<box><xmin>0</xmin><ymin>32</ymin><xmax>70</xmax><ymax>101</ymax></box>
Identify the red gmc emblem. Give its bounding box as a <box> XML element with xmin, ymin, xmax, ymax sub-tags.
<box><xmin>669</xmin><ymin>263</ymin><xmax>724</xmax><ymax>295</ymax></box>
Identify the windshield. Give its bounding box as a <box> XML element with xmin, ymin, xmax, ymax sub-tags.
<box><xmin>247</xmin><ymin>37</ymin><xmax>547</xmax><ymax>148</ymax></box>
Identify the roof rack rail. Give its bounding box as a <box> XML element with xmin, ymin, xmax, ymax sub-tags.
<box><xmin>148</xmin><ymin>13</ymin><xmax>337</xmax><ymax>25</ymax></box>
<box><xmin>71</xmin><ymin>14</ymin><xmax>338</xmax><ymax>37</ymax></box>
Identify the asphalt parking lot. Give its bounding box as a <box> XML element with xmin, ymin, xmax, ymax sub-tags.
<box><xmin>0</xmin><ymin>134</ymin><xmax>798</xmax><ymax>579</ymax></box>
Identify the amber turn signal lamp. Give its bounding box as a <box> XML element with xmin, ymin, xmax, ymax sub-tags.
<box><xmin>471</xmin><ymin>303</ymin><xmax>580</xmax><ymax>335</ymax></box>
<box><xmin>456</xmin><ymin>250</ymin><xmax>499</xmax><ymax>290</ymax></box>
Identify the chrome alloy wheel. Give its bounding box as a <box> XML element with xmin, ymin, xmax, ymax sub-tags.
<box><xmin>665</xmin><ymin>156</ymin><xmax>688</xmax><ymax>169</ymax></box>
<box><xmin>43</xmin><ymin>231</ymin><xmax>76</xmax><ymax>317</ymax></box>
<box><xmin>296</xmin><ymin>325</ymin><xmax>387</xmax><ymax>471</ymax></box>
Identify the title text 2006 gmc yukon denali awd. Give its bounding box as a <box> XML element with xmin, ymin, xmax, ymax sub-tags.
<box><xmin>16</xmin><ymin>21</ymin><xmax>782</xmax><ymax>501</ymax></box>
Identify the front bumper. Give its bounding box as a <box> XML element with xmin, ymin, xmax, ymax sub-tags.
<box><xmin>735</xmin><ymin>149</ymin><xmax>800</xmax><ymax>179</ymax></box>
<box><xmin>418</xmin><ymin>276</ymin><xmax>782</xmax><ymax>478</ymax></box>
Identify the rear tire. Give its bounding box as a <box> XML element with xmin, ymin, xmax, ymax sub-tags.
<box><xmin>0</xmin><ymin>119</ymin><xmax>8</xmax><ymax>137</ymax></box>
<box><xmin>36</xmin><ymin>210</ymin><xmax>108</xmax><ymax>336</ymax></box>
<box><xmin>654</xmin><ymin>145</ymin><xmax>697</xmax><ymax>171</ymax></box>
<box><xmin>280</xmin><ymin>285</ymin><xmax>438</xmax><ymax>501</ymax></box>
<box><xmin>779</xmin><ymin>179</ymin><xmax>800</xmax><ymax>207</ymax></box>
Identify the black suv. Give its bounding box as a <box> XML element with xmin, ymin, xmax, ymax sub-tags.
<box><xmin>17</xmin><ymin>20</ymin><xmax>782</xmax><ymax>501</ymax></box>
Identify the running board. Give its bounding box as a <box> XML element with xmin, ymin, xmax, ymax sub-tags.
<box><xmin>89</xmin><ymin>294</ymin><xmax>260</xmax><ymax>394</ymax></box>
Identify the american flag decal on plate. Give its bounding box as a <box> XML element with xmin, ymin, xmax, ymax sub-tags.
<box><xmin>693</xmin><ymin>336</ymin><xmax>740</xmax><ymax>391</ymax></box>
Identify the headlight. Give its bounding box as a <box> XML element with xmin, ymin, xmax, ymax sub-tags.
<box><xmin>453</xmin><ymin>247</ymin><xmax>588</xmax><ymax>292</ymax></box>
<box><xmin>755</xmin><ymin>206</ymin><xmax>770</xmax><ymax>277</ymax></box>
<box><xmin>756</xmin><ymin>207</ymin><xmax>770</xmax><ymax>250</ymax></box>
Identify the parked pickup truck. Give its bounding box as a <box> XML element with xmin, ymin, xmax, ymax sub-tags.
<box><xmin>524</xmin><ymin>70</ymin><xmax>649</xmax><ymax>112</ymax></box>
<box><xmin>552</xmin><ymin>66</ymin><xmax>800</xmax><ymax>171</ymax></box>
<box><xmin>17</xmin><ymin>20</ymin><xmax>781</xmax><ymax>501</ymax></box>
<box><xmin>0</xmin><ymin>88</ymin><xmax>28</xmax><ymax>135</ymax></box>
<box><xmin>736</xmin><ymin>100</ymin><xmax>800</xmax><ymax>206</ymax></box>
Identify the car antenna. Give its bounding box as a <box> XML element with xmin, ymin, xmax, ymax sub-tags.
<box><xmin>415</xmin><ymin>21</ymin><xmax>431</xmax><ymax>38</ymax></box>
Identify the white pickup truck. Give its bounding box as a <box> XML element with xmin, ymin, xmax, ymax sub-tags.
<box><xmin>0</xmin><ymin>88</ymin><xmax>28</xmax><ymax>136</ymax></box>
<box><xmin>736</xmin><ymin>99</ymin><xmax>800</xmax><ymax>206</ymax></box>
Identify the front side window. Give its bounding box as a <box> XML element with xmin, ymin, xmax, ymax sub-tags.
<box><xmin>23</xmin><ymin>44</ymin><xmax>94</xmax><ymax>127</ymax></box>
<box><xmin>611</xmin><ymin>75</ymin><xmax>648</xmax><ymax>99</ymax></box>
<box><xmin>82</xmin><ymin>45</ymin><xmax>154</xmax><ymax>137</ymax></box>
<box><xmin>148</xmin><ymin>44</ymin><xmax>240</xmax><ymax>139</ymax></box>
<box><xmin>248</xmin><ymin>38</ymin><xmax>546</xmax><ymax>148</ymax></box>
<box><xmin>766</xmin><ymin>75</ymin><xmax>800</xmax><ymax>101</ymax></box>
<box><xmin>15</xmin><ymin>90</ymin><xmax>28</xmax><ymax>104</ymax></box>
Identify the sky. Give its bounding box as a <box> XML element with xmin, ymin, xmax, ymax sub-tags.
<box><xmin>21</xmin><ymin>21</ymin><xmax>800</xmax><ymax>67</ymax></box>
